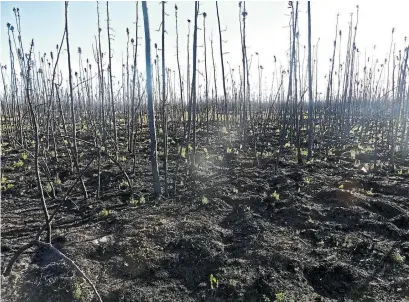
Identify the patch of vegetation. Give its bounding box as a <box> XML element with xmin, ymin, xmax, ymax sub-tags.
<box><xmin>129</xmin><ymin>196</ymin><xmax>145</xmax><ymax>206</ymax></box>
<box><xmin>21</xmin><ymin>152</ymin><xmax>28</xmax><ymax>160</ymax></box>
<box><xmin>209</xmin><ymin>274</ymin><xmax>218</xmax><ymax>289</ymax></box>
<box><xmin>13</xmin><ymin>160</ymin><xmax>24</xmax><ymax>168</ymax></box>
<box><xmin>54</xmin><ymin>175</ymin><xmax>62</xmax><ymax>185</ymax></box>
<box><xmin>119</xmin><ymin>180</ymin><xmax>129</xmax><ymax>189</ymax></box>
<box><xmin>391</xmin><ymin>250</ymin><xmax>406</xmax><ymax>264</ymax></box>
<box><xmin>72</xmin><ymin>277</ymin><xmax>84</xmax><ymax>300</ymax></box>
<box><xmin>271</xmin><ymin>190</ymin><xmax>280</xmax><ymax>201</ymax></box>
<box><xmin>202</xmin><ymin>196</ymin><xmax>209</xmax><ymax>205</ymax></box>
<box><xmin>202</xmin><ymin>147</ymin><xmax>209</xmax><ymax>160</ymax></box>
<box><xmin>44</xmin><ymin>183</ymin><xmax>52</xmax><ymax>194</ymax></box>
<box><xmin>98</xmin><ymin>208</ymin><xmax>110</xmax><ymax>218</ymax></box>
<box><xmin>275</xmin><ymin>292</ymin><xmax>286</xmax><ymax>302</ymax></box>
<box><xmin>1</xmin><ymin>183</ymin><xmax>15</xmax><ymax>192</ymax></box>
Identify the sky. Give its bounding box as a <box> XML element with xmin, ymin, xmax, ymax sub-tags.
<box><xmin>1</xmin><ymin>1</ymin><xmax>409</xmax><ymax>98</ymax></box>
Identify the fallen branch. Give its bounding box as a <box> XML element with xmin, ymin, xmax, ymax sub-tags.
<box><xmin>3</xmin><ymin>240</ymin><xmax>103</xmax><ymax>302</ymax></box>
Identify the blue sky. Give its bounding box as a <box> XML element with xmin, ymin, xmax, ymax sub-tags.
<box><xmin>1</xmin><ymin>1</ymin><xmax>409</xmax><ymax>96</ymax></box>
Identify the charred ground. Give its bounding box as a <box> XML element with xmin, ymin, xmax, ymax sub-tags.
<box><xmin>1</xmin><ymin>122</ymin><xmax>409</xmax><ymax>302</ymax></box>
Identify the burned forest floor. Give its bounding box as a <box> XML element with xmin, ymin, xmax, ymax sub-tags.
<box><xmin>1</xmin><ymin>121</ymin><xmax>409</xmax><ymax>302</ymax></box>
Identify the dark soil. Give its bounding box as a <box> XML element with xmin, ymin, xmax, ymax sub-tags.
<box><xmin>1</xmin><ymin>123</ymin><xmax>409</xmax><ymax>302</ymax></box>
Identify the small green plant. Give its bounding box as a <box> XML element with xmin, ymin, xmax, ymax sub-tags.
<box><xmin>226</xmin><ymin>147</ymin><xmax>232</xmax><ymax>154</ymax></box>
<box><xmin>391</xmin><ymin>250</ymin><xmax>405</xmax><ymax>264</ymax></box>
<box><xmin>121</xmin><ymin>156</ymin><xmax>126</xmax><ymax>162</ymax></box>
<box><xmin>366</xmin><ymin>188</ymin><xmax>374</xmax><ymax>196</ymax></box>
<box><xmin>306</xmin><ymin>158</ymin><xmax>314</xmax><ymax>165</ymax></box>
<box><xmin>44</xmin><ymin>183</ymin><xmax>52</xmax><ymax>194</ymax></box>
<box><xmin>1</xmin><ymin>177</ymin><xmax>6</xmax><ymax>183</ymax></box>
<box><xmin>275</xmin><ymin>292</ymin><xmax>286</xmax><ymax>302</ymax></box>
<box><xmin>13</xmin><ymin>160</ymin><xmax>24</xmax><ymax>168</ymax></box>
<box><xmin>130</xmin><ymin>196</ymin><xmax>145</xmax><ymax>206</ymax></box>
<box><xmin>129</xmin><ymin>198</ymin><xmax>138</xmax><ymax>205</ymax></box>
<box><xmin>202</xmin><ymin>148</ymin><xmax>209</xmax><ymax>160</ymax></box>
<box><xmin>119</xmin><ymin>180</ymin><xmax>129</xmax><ymax>189</ymax></box>
<box><xmin>21</xmin><ymin>152</ymin><xmax>28</xmax><ymax>160</ymax></box>
<box><xmin>202</xmin><ymin>196</ymin><xmax>209</xmax><ymax>205</ymax></box>
<box><xmin>271</xmin><ymin>190</ymin><xmax>280</xmax><ymax>201</ymax></box>
<box><xmin>54</xmin><ymin>175</ymin><xmax>61</xmax><ymax>185</ymax></box>
<box><xmin>99</xmin><ymin>208</ymin><xmax>110</xmax><ymax>218</ymax></box>
<box><xmin>72</xmin><ymin>278</ymin><xmax>83</xmax><ymax>300</ymax></box>
<box><xmin>180</xmin><ymin>145</ymin><xmax>187</xmax><ymax>159</ymax></box>
<box><xmin>2</xmin><ymin>183</ymin><xmax>15</xmax><ymax>191</ymax></box>
<box><xmin>304</xmin><ymin>177</ymin><xmax>311</xmax><ymax>185</ymax></box>
<box><xmin>301</xmin><ymin>149</ymin><xmax>308</xmax><ymax>156</ymax></box>
<box><xmin>209</xmin><ymin>274</ymin><xmax>218</xmax><ymax>289</ymax></box>
<box><xmin>338</xmin><ymin>184</ymin><xmax>344</xmax><ymax>189</ymax></box>
<box><xmin>284</xmin><ymin>142</ymin><xmax>291</xmax><ymax>148</ymax></box>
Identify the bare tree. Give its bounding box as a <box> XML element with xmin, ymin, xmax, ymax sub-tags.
<box><xmin>66</xmin><ymin>1</ymin><xmax>88</xmax><ymax>199</ymax></box>
<box><xmin>142</xmin><ymin>1</ymin><xmax>161</xmax><ymax>196</ymax></box>
<box><xmin>307</xmin><ymin>1</ymin><xmax>314</xmax><ymax>159</ymax></box>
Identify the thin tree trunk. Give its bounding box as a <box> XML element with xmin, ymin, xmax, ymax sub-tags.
<box><xmin>142</xmin><ymin>1</ymin><xmax>161</xmax><ymax>196</ymax></box>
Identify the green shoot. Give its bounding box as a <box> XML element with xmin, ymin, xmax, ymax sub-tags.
<box><xmin>209</xmin><ymin>274</ymin><xmax>218</xmax><ymax>289</ymax></box>
<box><xmin>202</xmin><ymin>196</ymin><xmax>209</xmax><ymax>205</ymax></box>
<box><xmin>21</xmin><ymin>152</ymin><xmax>28</xmax><ymax>160</ymax></box>
<box><xmin>13</xmin><ymin>160</ymin><xmax>24</xmax><ymax>168</ymax></box>
<box><xmin>44</xmin><ymin>183</ymin><xmax>52</xmax><ymax>194</ymax></box>
<box><xmin>54</xmin><ymin>175</ymin><xmax>61</xmax><ymax>185</ymax></box>
<box><xmin>130</xmin><ymin>196</ymin><xmax>145</xmax><ymax>206</ymax></box>
<box><xmin>98</xmin><ymin>208</ymin><xmax>110</xmax><ymax>218</ymax></box>
<box><xmin>119</xmin><ymin>180</ymin><xmax>129</xmax><ymax>189</ymax></box>
<box><xmin>276</xmin><ymin>292</ymin><xmax>286</xmax><ymax>302</ymax></box>
<box><xmin>271</xmin><ymin>191</ymin><xmax>280</xmax><ymax>201</ymax></box>
<box><xmin>391</xmin><ymin>251</ymin><xmax>405</xmax><ymax>264</ymax></box>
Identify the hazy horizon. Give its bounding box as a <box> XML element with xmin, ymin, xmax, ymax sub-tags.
<box><xmin>1</xmin><ymin>1</ymin><xmax>409</xmax><ymax>98</ymax></box>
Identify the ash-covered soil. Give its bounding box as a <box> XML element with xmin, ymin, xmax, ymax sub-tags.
<box><xmin>1</xmin><ymin>124</ymin><xmax>409</xmax><ymax>302</ymax></box>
